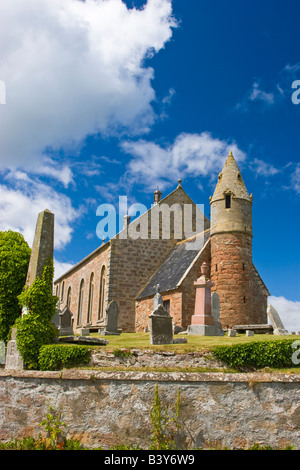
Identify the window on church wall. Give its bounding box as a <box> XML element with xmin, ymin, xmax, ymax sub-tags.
<box><xmin>61</xmin><ymin>281</ymin><xmax>65</xmax><ymax>301</ymax></box>
<box><xmin>67</xmin><ymin>286</ymin><xmax>71</xmax><ymax>308</ymax></box>
<box><xmin>98</xmin><ymin>266</ymin><xmax>106</xmax><ymax>320</ymax></box>
<box><xmin>77</xmin><ymin>279</ymin><xmax>84</xmax><ymax>326</ymax></box>
<box><xmin>87</xmin><ymin>273</ymin><xmax>94</xmax><ymax>324</ymax></box>
<box><xmin>163</xmin><ymin>300</ymin><xmax>170</xmax><ymax>314</ymax></box>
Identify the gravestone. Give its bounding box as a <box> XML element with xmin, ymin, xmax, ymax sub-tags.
<box><xmin>227</xmin><ymin>329</ymin><xmax>236</xmax><ymax>337</ymax></box>
<box><xmin>246</xmin><ymin>330</ymin><xmax>254</xmax><ymax>337</ymax></box>
<box><xmin>267</xmin><ymin>304</ymin><xmax>288</xmax><ymax>335</ymax></box>
<box><xmin>0</xmin><ymin>341</ymin><xmax>5</xmax><ymax>365</ymax></box>
<box><xmin>58</xmin><ymin>306</ymin><xmax>73</xmax><ymax>336</ymax></box>
<box><xmin>149</xmin><ymin>304</ymin><xmax>173</xmax><ymax>345</ymax></box>
<box><xmin>211</xmin><ymin>292</ymin><xmax>223</xmax><ymax>335</ymax></box>
<box><xmin>5</xmin><ymin>328</ymin><xmax>24</xmax><ymax>370</ymax></box>
<box><xmin>100</xmin><ymin>301</ymin><xmax>120</xmax><ymax>335</ymax></box>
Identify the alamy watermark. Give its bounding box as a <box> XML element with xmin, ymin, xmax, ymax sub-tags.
<box><xmin>96</xmin><ymin>196</ymin><xmax>205</xmax><ymax>250</ymax></box>
<box><xmin>292</xmin><ymin>340</ymin><xmax>300</xmax><ymax>365</ymax></box>
<box><xmin>291</xmin><ymin>80</ymin><xmax>300</xmax><ymax>105</ymax></box>
<box><xmin>0</xmin><ymin>80</ymin><xmax>6</xmax><ymax>104</ymax></box>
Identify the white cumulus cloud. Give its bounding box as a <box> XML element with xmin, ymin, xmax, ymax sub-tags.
<box><xmin>0</xmin><ymin>172</ymin><xmax>80</xmax><ymax>250</ymax></box>
<box><xmin>122</xmin><ymin>132</ymin><xmax>246</xmax><ymax>190</ymax></box>
<box><xmin>268</xmin><ymin>295</ymin><xmax>300</xmax><ymax>333</ymax></box>
<box><xmin>0</xmin><ymin>0</ymin><xmax>176</xmax><ymax>172</ymax></box>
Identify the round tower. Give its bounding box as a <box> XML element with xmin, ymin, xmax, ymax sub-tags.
<box><xmin>210</xmin><ymin>151</ymin><xmax>255</xmax><ymax>327</ymax></box>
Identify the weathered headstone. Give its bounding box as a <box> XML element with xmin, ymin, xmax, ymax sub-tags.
<box><xmin>227</xmin><ymin>329</ymin><xmax>236</xmax><ymax>337</ymax></box>
<box><xmin>246</xmin><ymin>330</ymin><xmax>254</xmax><ymax>337</ymax></box>
<box><xmin>211</xmin><ymin>292</ymin><xmax>223</xmax><ymax>335</ymax></box>
<box><xmin>5</xmin><ymin>328</ymin><xmax>24</xmax><ymax>370</ymax></box>
<box><xmin>58</xmin><ymin>306</ymin><xmax>73</xmax><ymax>336</ymax></box>
<box><xmin>149</xmin><ymin>304</ymin><xmax>173</xmax><ymax>345</ymax></box>
<box><xmin>81</xmin><ymin>328</ymin><xmax>90</xmax><ymax>336</ymax></box>
<box><xmin>188</xmin><ymin>263</ymin><xmax>224</xmax><ymax>336</ymax></box>
<box><xmin>267</xmin><ymin>304</ymin><xmax>288</xmax><ymax>335</ymax></box>
<box><xmin>100</xmin><ymin>300</ymin><xmax>120</xmax><ymax>335</ymax></box>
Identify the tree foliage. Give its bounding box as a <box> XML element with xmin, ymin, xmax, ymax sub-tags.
<box><xmin>0</xmin><ymin>230</ymin><xmax>31</xmax><ymax>343</ymax></box>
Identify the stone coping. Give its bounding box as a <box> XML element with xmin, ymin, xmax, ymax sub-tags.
<box><xmin>1</xmin><ymin>369</ymin><xmax>300</xmax><ymax>383</ymax></box>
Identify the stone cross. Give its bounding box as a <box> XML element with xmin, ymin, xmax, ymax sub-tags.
<box><xmin>153</xmin><ymin>284</ymin><xmax>163</xmax><ymax>310</ymax></box>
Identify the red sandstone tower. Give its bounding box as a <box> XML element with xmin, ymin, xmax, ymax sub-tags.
<box><xmin>210</xmin><ymin>151</ymin><xmax>268</xmax><ymax>328</ymax></box>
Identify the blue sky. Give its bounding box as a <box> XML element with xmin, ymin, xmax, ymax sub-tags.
<box><xmin>0</xmin><ymin>0</ymin><xmax>299</xmax><ymax>329</ymax></box>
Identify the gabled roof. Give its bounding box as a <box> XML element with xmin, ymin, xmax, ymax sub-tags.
<box><xmin>136</xmin><ymin>229</ymin><xmax>210</xmax><ymax>299</ymax></box>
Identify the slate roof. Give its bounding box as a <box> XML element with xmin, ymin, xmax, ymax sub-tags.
<box><xmin>136</xmin><ymin>229</ymin><xmax>210</xmax><ymax>299</ymax></box>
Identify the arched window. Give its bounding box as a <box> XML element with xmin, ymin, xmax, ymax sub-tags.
<box><xmin>77</xmin><ymin>279</ymin><xmax>84</xmax><ymax>326</ymax></box>
<box><xmin>61</xmin><ymin>281</ymin><xmax>65</xmax><ymax>301</ymax></box>
<box><xmin>87</xmin><ymin>273</ymin><xmax>94</xmax><ymax>324</ymax></box>
<box><xmin>98</xmin><ymin>266</ymin><xmax>106</xmax><ymax>320</ymax></box>
<box><xmin>66</xmin><ymin>286</ymin><xmax>72</xmax><ymax>308</ymax></box>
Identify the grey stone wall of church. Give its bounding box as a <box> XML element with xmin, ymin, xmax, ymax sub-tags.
<box><xmin>0</xmin><ymin>369</ymin><xmax>299</xmax><ymax>449</ymax></box>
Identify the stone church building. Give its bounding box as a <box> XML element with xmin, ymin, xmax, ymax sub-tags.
<box><xmin>54</xmin><ymin>151</ymin><xmax>269</xmax><ymax>333</ymax></box>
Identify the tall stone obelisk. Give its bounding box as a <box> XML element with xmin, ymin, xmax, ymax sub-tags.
<box><xmin>6</xmin><ymin>209</ymin><xmax>55</xmax><ymax>369</ymax></box>
<box><xmin>25</xmin><ymin>209</ymin><xmax>55</xmax><ymax>287</ymax></box>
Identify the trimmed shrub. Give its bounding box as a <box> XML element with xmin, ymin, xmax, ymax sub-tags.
<box><xmin>39</xmin><ymin>344</ymin><xmax>90</xmax><ymax>371</ymax></box>
<box><xmin>212</xmin><ymin>339</ymin><xmax>300</xmax><ymax>370</ymax></box>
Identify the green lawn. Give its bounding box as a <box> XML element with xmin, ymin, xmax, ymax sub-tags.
<box><xmin>91</xmin><ymin>331</ymin><xmax>300</xmax><ymax>353</ymax></box>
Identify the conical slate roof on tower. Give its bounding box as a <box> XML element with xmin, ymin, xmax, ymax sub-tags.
<box><xmin>211</xmin><ymin>151</ymin><xmax>251</xmax><ymax>202</ymax></box>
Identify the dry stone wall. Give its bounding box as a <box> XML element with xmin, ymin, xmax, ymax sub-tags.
<box><xmin>1</xmin><ymin>369</ymin><xmax>300</xmax><ymax>450</ymax></box>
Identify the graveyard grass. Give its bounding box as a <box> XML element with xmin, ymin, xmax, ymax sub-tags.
<box><xmin>74</xmin><ymin>332</ymin><xmax>300</xmax><ymax>374</ymax></box>
<box><xmin>89</xmin><ymin>331</ymin><xmax>300</xmax><ymax>352</ymax></box>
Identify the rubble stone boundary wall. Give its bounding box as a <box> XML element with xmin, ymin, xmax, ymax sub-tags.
<box><xmin>1</xmin><ymin>369</ymin><xmax>300</xmax><ymax>449</ymax></box>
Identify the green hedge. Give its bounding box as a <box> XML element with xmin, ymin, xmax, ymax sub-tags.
<box><xmin>212</xmin><ymin>339</ymin><xmax>300</xmax><ymax>370</ymax></box>
<box><xmin>38</xmin><ymin>344</ymin><xmax>90</xmax><ymax>371</ymax></box>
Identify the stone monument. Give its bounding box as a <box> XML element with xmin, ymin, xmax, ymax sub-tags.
<box><xmin>25</xmin><ymin>209</ymin><xmax>55</xmax><ymax>288</ymax></box>
<box><xmin>267</xmin><ymin>304</ymin><xmax>288</xmax><ymax>335</ymax></box>
<box><xmin>58</xmin><ymin>306</ymin><xmax>74</xmax><ymax>336</ymax></box>
<box><xmin>149</xmin><ymin>303</ymin><xmax>173</xmax><ymax>345</ymax></box>
<box><xmin>100</xmin><ymin>300</ymin><xmax>120</xmax><ymax>335</ymax></box>
<box><xmin>153</xmin><ymin>284</ymin><xmax>163</xmax><ymax>310</ymax></box>
<box><xmin>5</xmin><ymin>328</ymin><xmax>24</xmax><ymax>370</ymax></box>
<box><xmin>6</xmin><ymin>209</ymin><xmax>55</xmax><ymax>370</ymax></box>
<box><xmin>188</xmin><ymin>262</ymin><xmax>224</xmax><ymax>336</ymax></box>
<box><xmin>0</xmin><ymin>341</ymin><xmax>5</xmax><ymax>365</ymax></box>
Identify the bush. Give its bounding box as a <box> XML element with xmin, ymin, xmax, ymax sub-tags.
<box><xmin>212</xmin><ymin>339</ymin><xmax>300</xmax><ymax>370</ymax></box>
<box><xmin>15</xmin><ymin>259</ymin><xmax>58</xmax><ymax>369</ymax></box>
<box><xmin>39</xmin><ymin>344</ymin><xmax>90</xmax><ymax>371</ymax></box>
<box><xmin>0</xmin><ymin>230</ymin><xmax>31</xmax><ymax>343</ymax></box>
